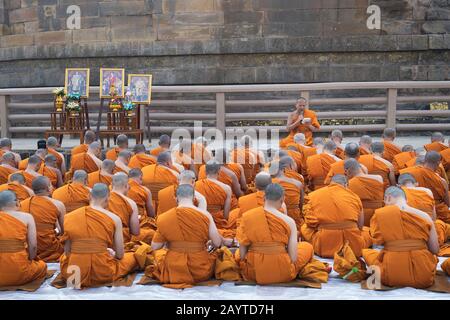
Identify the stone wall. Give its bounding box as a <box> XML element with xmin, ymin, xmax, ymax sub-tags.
<box><xmin>0</xmin><ymin>0</ymin><xmax>449</xmax><ymax>87</ymax></box>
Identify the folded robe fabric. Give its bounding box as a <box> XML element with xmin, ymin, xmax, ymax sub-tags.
<box><xmin>333</xmin><ymin>241</ymin><xmax>367</xmax><ymax>283</ymax></box>
<box><xmin>214</xmin><ymin>246</ymin><xmax>241</xmax><ymax>282</ymax></box>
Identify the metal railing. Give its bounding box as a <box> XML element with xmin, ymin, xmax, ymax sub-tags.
<box><xmin>1</xmin><ymin>81</ymin><xmax>450</xmax><ymax>138</ymax></box>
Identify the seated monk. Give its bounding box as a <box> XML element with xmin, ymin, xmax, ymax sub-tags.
<box><xmin>0</xmin><ymin>137</ymin><xmax>21</xmax><ymax>166</ymax></box>
<box><xmin>324</xmin><ymin>142</ymin><xmax>367</xmax><ymax>185</ymax></box>
<box><xmin>424</xmin><ymin>132</ymin><xmax>448</xmax><ymax>153</ymax></box>
<box><xmin>0</xmin><ymin>152</ymin><xmax>18</xmax><ymax>184</ymax></box>
<box><xmin>157</xmin><ymin>170</ymin><xmax>207</xmax><ymax>216</ymax></box>
<box><xmin>359</xmin><ymin>135</ymin><xmax>372</xmax><ymax>156</ymax></box>
<box><xmin>20</xmin><ymin>176</ymin><xmax>65</xmax><ymax>262</ymax></box>
<box><xmin>392</xmin><ymin>145</ymin><xmax>415</xmax><ymax>175</ymax></box>
<box><xmin>71</xmin><ymin>130</ymin><xmax>96</xmax><ymax>156</ymax></box>
<box><xmin>362</xmin><ymin>187</ymin><xmax>439</xmax><ymax>289</ymax></box>
<box><xmin>288</xmin><ymin>134</ymin><xmax>318</xmax><ymax>177</ymax></box>
<box><xmin>106</xmin><ymin>134</ymin><xmax>129</xmax><ymax>161</ymax></box>
<box><xmin>236</xmin><ymin>183</ymin><xmax>314</xmax><ymax>284</ymax></box>
<box><xmin>307</xmin><ymin>140</ymin><xmax>340</xmax><ymax>191</ymax></box>
<box><xmin>401</xmin><ymin>151</ymin><xmax>450</xmax><ymax>223</ymax></box>
<box><xmin>330</xmin><ymin>129</ymin><xmax>345</xmax><ymax>159</ymax></box>
<box><xmin>114</xmin><ymin>150</ymin><xmax>132</xmax><ymax>174</ymax></box>
<box><xmin>70</xmin><ymin>141</ymin><xmax>102</xmax><ymax>175</ymax></box>
<box><xmin>59</xmin><ymin>183</ymin><xmax>139</xmax><ymax>288</ymax></box>
<box><xmin>172</xmin><ymin>139</ymin><xmax>195</xmax><ymax>171</ymax></box>
<box><xmin>359</xmin><ymin>142</ymin><xmax>396</xmax><ymax>189</ymax></box>
<box><xmin>87</xmin><ymin>159</ymin><xmax>114</xmax><ymax>188</ymax></box>
<box><xmin>440</xmin><ymin>139</ymin><xmax>450</xmax><ymax>180</ymax></box>
<box><xmin>128</xmin><ymin>168</ymin><xmax>157</xmax><ymax>243</ymax></box>
<box><xmin>301</xmin><ymin>175</ymin><xmax>372</xmax><ymax>258</ymax></box>
<box><xmin>0</xmin><ymin>173</ymin><xmax>34</xmax><ymax>201</ymax></box>
<box><xmin>107</xmin><ymin>173</ymin><xmax>140</xmax><ymax>243</ymax></box>
<box><xmin>17</xmin><ymin>155</ymin><xmax>43</xmax><ymax>188</ymax></box>
<box><xmin>150</xmin><ymin>184</ymin><xmax>233</xmax><ymax>287</ymax></box>
<box><xmin>46</xmin><ymin>136</ymin><xmax>66</xmax><ymax>176</ymax></box>
<box><xmin>271</xmin><ymin>156</ymin><xmax>304</xmax><ymax>229</ymax></box>
<box><xmin>195</xmin><ymin>160</ymin><xmax>234</xmax><ymax>236</ymax></box>
<box><xmin>409</xmin><ymin>150</ymin><xmax>449</xmax><ymax>184</ymax></box>
<box><xmin>231</xmin><ymin>135</ymin><xmax>264</xmax><ymax>185</ymax></box>
<box><xmin>52</xmin><ymin>170</ymin><xmax>90</xmax><ymax>213</ymax></box>
<box><xmin>381</xmin><ymin>128</ymin><xmax>401</xmax><ymax>162</ymax></box>
<box><xmin>19</xmin><ymin>148</ymin><xmax>47</xmax><ymax>171</ymax></box>
<box><xmin>129</xmin><ymin>144</ymin><xmax>156</xmax><ymax>169</ymax></box>
<box><xmin>286</xmin><ymin>145</ymin><xmax>304</xmax><ymax>175</ymax></box>
<box><xmin>0</xmin><ymin>191</ymin><xmax>47</xmax><ymax>287</ymax></box>
<box><xmin>345</xmin><ymin>159</ymin><xmax>384</xmax><ymax>226</ymax></box>
<box><xmin>150</xmin><ymin>134</ymin><xmax>171</xmax><ymax>157</ymax></box>
<box><xmin>39</xmin><ymin>154</ymin><xmax>64</xmax><ymax>188</ymax></box>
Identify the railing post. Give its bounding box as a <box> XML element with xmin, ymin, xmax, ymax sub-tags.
<box><xmin>0</xmin><ymin>95</ymin><xmax>10</xmax><ymax>138</ymax></box>
<box><xmin>216</xmin><ymin>93</ymin><xmax>225</xmax><ymax>135</ymax></box>
<box><xmin>386</xmin><ymin>88</ymin><xmax>397</xmax><ymax>129</ymax></box>
<box><xmin>301</xmin><ymin>91</ymin><xmax>310</xmax><ymax>109</ymax></box>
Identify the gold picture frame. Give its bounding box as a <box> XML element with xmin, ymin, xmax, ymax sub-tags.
<box><xmin>127</xmin><ymin>74</ymin><xmax>153</xmax><ymax>104</ymax></box>
<box><xmin>100</xmin><ymin>68</ymin><xmax>125</xmax><ymax>98</ymax></box>
<box><xmin>65</xmin><ymin>68</ymin><xmax>90</xmax><ymax>98</ymax></box>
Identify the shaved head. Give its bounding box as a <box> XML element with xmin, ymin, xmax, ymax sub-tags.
<box><xmin>264</xmin><ymin>183</ymin><xmax>284</xmax><ymax>201</ymax></box>
<box><xmin>28</xmin><ymin>155</ymin><xmax>42</xmax><ymax>166</ymax></box>
<box><xmin>397</xmin><ymin>173</ymin><xmax>416</xmax><ymax>186</ymax></box>
<box><xmin>331</xmin><ymin>174</ymin><xmax>348</xmax><ymax>186</ymax></box>
<box><xmin>313</xmin><ymin>137</ymin><xmax>325</xmax><ymax>147</ymax></box>
<box><xmin>279</xmin><ymin>156</ymin><xmax>294</xmax><ymax>171</ymax></box>
<box><xmin>402</xmin><ymin>145</ymin><xmax>414</xmax><ymax>152</ymax></box>
<box><xmin>385</xmin><ymin>186</ymin><xmax>406</xmax><ymax>200</ymax></box>
<box><xmin>9</xmin><ymin>172</ymin><xmax>25</xmax><ymax>184</ymax></box>
<box><xmin>344</xmin><ymin>142</ymin><xmax>359</xmax><ymax>158</ymax></box>
<box><xmin>176</xmin><ymin>184</ymin><xmax>194</xmax><ymax>201</ymax></box>
<box><xmin>116</xmin><ymin>134</ymin><xmax>128</xmax><ymax>148</ymax></box>
<box><xmin>255</xmin><ymin>172</ymin><xmax>272</xmax><ymax>191</ymax></box>
<box><xmin>91</xmin><ymin>183</ymin><xmax>110</xmax><ymax>200</ymax></box>
<box><xmin>179</xmin><ymin>170</ymin><xmax>196</xmax><ymax>184</ymax></box>
<box><xmin>112</xmin><ymin>172</ymin><xmax>129</xmax><ymax>189</ymax></box>
<box><xmin>158</xmin><ymin>134</ymin><xmax>171</xmax><ymax>147</ymax></box>
<box><xmin>88</xmin><ymin>141</ymin><xmax>101</xmax><ymax>153</ymax></box>
<box><xmin>0</xmin><ymin>190</ymin><xmax>17</xmax><ymax>209</ymax></box>
<box><xmin>47</xmin><ymin>136</ymin><xmax>58</xmax><ymax>147</ymax></box>
<box><xmin>344</xmin><ymin>158</ymin><xmax>361</xmax><ymax>177</ymax></box>
<box><xmin>129</xmin><ymin>168</ymin><xmax>143</xmax><ymax>179</ymax></box>
<box><xmin>360</xmin><ymin>135</ymin><xmax>372</xmax><ymax>145</ymax></box>
<box><xmin>44</xmin><ymin>154</ymin><xmax>57</xmax><ymax>166</ymax></box>
<box><xmin>371</xmin><ymin>141</ymin><xmax>384</xmax><ymax>154</ymax></box>
<box><xmin>0</xmin><ymin>138</ymin><xmax>12</xmax><ymax>149</ymax></box>
<box><xmin>331</xmin><ymin>130</ymin><xmax>343</xmax><ymax>140</ymax></box>
<box><xmin>293</xmin><ymin>133</ymin><xmax>306</xmax><ymax>144</ymax></box>
<box><xmin>415</xmin><ymin>155</ymin><xmax>425</xmax><ymax>166</ymax></box>
<box><xmin>157</xmin><ymin>151</ymin><xmax>172</xmax><ymax>165</ymax></box>
<box><xmin>73</xmin><ymin>170</ymin><xmax>88</xmax><ymax>184</ymax></box>
<box><xmin>101</xmin><ymin>159</ymin><xmax>115</xmax><ymax>173</ymax></box>
<box><xmin>431</xmin><ymin>132</ymin><xmax>444</xmax><ymax>142</ymax></box>
<box><xmin>383</xmin><ymin>128</ymin><xmax>396</xmax><ymax>139</ymax></box>
<box><xmin>1</xmin><ymin>152</ymin><xmax>15</xmax><ymax>163</ymax></box>
<box><xmin>205</xmin><ymin>160</ymin><xmax>221</xmax><ymax>175</ymax></box>
<box><xmin>425</xmin><ymin>151</ymin><xmax>441</xmax><ymax>168</ymax></box>
<box><xmin>32</xmin><ymin>176</ymin><xmax>51</xmax><ymax>194</ymax></box>
<box><xmin>118</xmin><ymin>150</ymin><xmax>132</xmax><ymax>161</ymax></box>
<box><xmin>133</xmin><ymin>144</ymin><xmax>146</xmax><ymax>154</ymax></box>
<box><xmin>324</xmin><ymin>140</ymin><xmax>337</xmax><ymax>152</ymax></box>
<box><xmin>84</xmin><ymin>130</ymin><xmax>96</xmax><ymax>144</ymax></box>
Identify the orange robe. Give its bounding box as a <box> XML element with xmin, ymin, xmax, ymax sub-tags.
<box><xmin>335</xmin><ymin>146</ymin><xmax>344</xmax><ymax>160</ymax></box>
<box><xmin>107</xmin><ymin>192</ymin><xmax>133</xmax><ymax>243</ymax></box>
<box><xmin>20</xmin><ymin>196</ymin><xmax>63</xmax><ymax>262</ymax></box>
<box><xmin>198</xmin><ymin>165</ymin><xmax>240</xmax><ymax>203</ymax></box>
<box><xmin>71</xmin><ymin>144</ymin><xmax>88</xmax><ymax>156</ymax></box>
<box><xmin>348</xmin><ymin>176</ymin><xmax>384</xmax><ymax>226</ymax></box>
<box><xmin>0</xmin><ymin>182</ymin><xmax>31</xmax><ymax>201</ymax></box>
<box><xmin>142</xmin><ymin>164</ymin><xmax>178</xmax><ymax>187</ymax></box>
<box><xmin>18</xmin><ymin>159</ymin><xmax>28</xmax><ymax>170</ymax></box>
<box><xmin>105</xmin><ymin>147</ymin><xmax>121</xmax><ymax>161</ymax></box>
<box><xmin>280</xmin><ymin>109</ymin><xmax>320</xmax><ymax>147</ymax></box>
<box><xmin>228</xmin><ymin>190</ymin><xmax>265</xmax><ymax>229</ymax></box>
<box><xmin>87</xmin><ymin>171</ymin><xmax>112</xmax><ymax>188</ymax></box>
<box><xmin>402</xmin><ymin>187</ymin><xmax>435</xmax><ymax>218</ymax></box>
<box><xmin>272</xmin><ymin>177</ymin><xmax>302</xmax><ymax>229</ymax></box>
<box><xmin>129</xmin><ymin>154</ymin><xmax>156</xmax><ymax>169</ymax></box>
<box><xmin>70</xmin><ymin>153</ymin><xmax>99</xmax><ymax>174</ymax></box>
<box><xmin>359</xmin><ymin>155</ymin><xmax>391</xmax><ymax>189</ymax></box>
<box><xmin>362</xmin><ymin>206</ymin><xmax>438</xmax><ymax>288</ymax></box>
<box><xmin>150</xmin><ymin>146</ymin><xmax>166</xmax><ymax>157</ymax></box>
<box><xmin>127</xmin><ymin>180</ymin><xmax>156</xmax><ymax>243</ymax></box>
<box><xmin>231</xmin><ymin>147</ymin><xmax>260</xmax><ymax>184</ymax></box>
<box><xmin>52</xmin><ymin>182</ymin><xmax>90</xmax><ymax>213</ymax></box>
<box><xmin>60</xmin><ymin>207</ymin><xmax>138</xmax><ymax>288</ymax></box>
<box><xmin>392</xmin><ymin>151</ymin><xmax>415</xmax><ymax>175</ymax></box>
<box><xmin>15</xmin><ymin>170</ymin><xmax>39</xmax><ymax>188</ymax></box>
<box><xmin>307</xmin><ymin>153</ymin><xmax>338</xmax><ymax>190</ymax></box>
<box><xmin>301</xmin><ymin>183</ymin><xmax>371</xmax><ymax>258</ymax></box>
<box><xmin>48</xmin><ymin>148</ymin><xmax>64</xmax><ymax>171</ymax></box>
<box><xmin>236</xmin><ymin>207</ymin><xmax>313</xmax><ymax>284</ymax></box>
<box><xmin>287</xmin><ymin>150</ymin><xmax>304</xmax><ymax>174</ymax></box>
<box><xmin>149</xmin><ymin>207</ymin><xmax>216</xmax><ymax>287</ymax></box>
<box><xmin>0</xmin><ymin>213</ymin><xmax>47</xmax><ymax>287</ymax></box>
<box><xmin>157</xmin><ymin>185</ymin><xmax>201</xmax><ymax>217</ymax></box>
<box><xmin>324</xmin><ymin>160</ymin><xmax>345</xmax><ymax>185</ymax></box>
<box><xmin>298</xmin><ymin>145</ymin><xmax>317</xmax><ymax>176</ymax></box>
<box><xmin>382</xmin><ymin>140</ymin><xmax>401</xmax><ymax>162</ymax></box>
<box><xmin>441</xmin><ymin>148</ymin><xmax>450</xmax><ymax>181</ymax></box>
<box><xmin>424</xmin><ymin>141</ymin><xmax>448</xmax><ymax>153</ymax></box>
<box><xmin>0</xmin><ymin>165</ymin><xmax>16</xmax><ymax>185</ymax></box>
<box><xmin>38</xmin><ymin>165</ymin><xmax>58</xmax><ymax>188</ymax></box>
<box><xmin>359</xmin><ymin>148</ymin><xmax>370</xmax><ymax>156</ymax></box>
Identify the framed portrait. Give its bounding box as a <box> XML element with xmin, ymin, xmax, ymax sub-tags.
<box><xmin>65</xmin><ymin>68</ymin><xmax>90</xmax><ymax>98</ymax></box>
<box><xmin>127</xmin><ymin>74</ymin><xmax>153</xmax><ymax>104</ymax></box>
<box><xmin>100</xmin><ymin>68</ymin><xmax>125</xmax><ymax>98</ymax></box>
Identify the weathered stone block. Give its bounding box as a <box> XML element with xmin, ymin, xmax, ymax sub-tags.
<box><xmin>34</xmin><ymin>30</ymin><xmax>69</xmax><ymax>45</ymax></box>
<box><xmin>162</xmin><ymin>0</ymin><xmax>216</xmax><ymax>13</ymax></box>
<box><xmin>100</xmin><ymin>1</ymin><xmax>147</xmax><ymax>16</ymax></box>
<box><xmin>9</xmin><ymin>6</ymin><xmax>37</xmax><ymax>23</ymax></box>
<box><xmin>0</xmin><ymin>33</ymin><xmax>33</xmax><ymax>47</ymax></box>
<box><xmin>422</xmin><ymin>21</ymin><xmax>450</xmax><ymax>34</ymax></box>
<box><xmin>73</xmin><ymin>27</ymin><xmax>108</xmax><ymax>43</ymax></box>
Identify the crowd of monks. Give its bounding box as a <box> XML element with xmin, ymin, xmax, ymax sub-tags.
<box><xmin>0</xmin><ymin>98</ymin><xmax>450</xmax><ymax>292</ymax></box>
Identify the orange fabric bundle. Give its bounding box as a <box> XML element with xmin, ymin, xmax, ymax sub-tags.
<box><xmin>333</xmin><ymin>242</ymin><xmax>367</xmax><ymax>282</ymax></box>
<box><xmin>214</xmin><ymin>247</ymin><xmax>241</xmax><ymax>282</ymax></box>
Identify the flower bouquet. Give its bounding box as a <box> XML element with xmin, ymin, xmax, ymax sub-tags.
<box><xmin>66</xmin><ymin>100</ymin><xmax>81</xmax><ymax>116</ymax></box>
<box><xmin>123</xmin><ymin>101</ymin><xmax>135</xmax><ymax>116</ymax></box>
<box><xmin>53</xmin><ymin>87</ymin><xmax>66</xmax><ymax>112</ymax></box>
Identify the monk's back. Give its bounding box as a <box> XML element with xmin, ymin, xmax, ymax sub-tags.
<box><xmin>402</xmin><ymin>187</ymin><xmax>434</xmax><ymax>218</ymax></box>
<box><xmin>107</xmin><ymin>192</ymin><xmax>131</xmax><ymax>242</ymax></box>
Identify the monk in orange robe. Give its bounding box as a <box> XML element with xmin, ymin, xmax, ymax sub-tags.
<box><xmin>392</xmin><ymin>145</ymin><xmax>415</xmax><ymax>175</ymax></box>
<box><xmin>173</xmin><ymin>139</ymin><xmax>195</xmax><ymax>171</ymax></box>
<box><xmin>18</xmin><ymin>148</ymin><xmax>47</xmax><ymax>172</ymax></box>
<box><xmin>69</xmin><ymin>141</ymin><xmax>102</xmax><ymax>175</ymax></box>
<box><xmin>345</xmin><ymin>159</ymin><xmax>384</xmax><ymax>226</ymax></box>
<box><xmin>87</xmin><ymin>159</ymin><xmax>114</xmax><ymax>188</ymax></box>
<box><xmin>59</xmin><ymin>183</ymin><xmax>139</xmax><ymax>288</ymax></box>
<box><xmin>440</xmin><ymin>141</ymin><xmax>450</xmax><ymax>180</ymax></box>
<box><xmin>39</xmin><ymin>154</ymin><xmax>64</xmax><ymax>188</ymax></box>
<box><xmin>324</xmin><ymin>142</ymin><xmax>366</xmax><ymax>185</ymax></box>
<box><xmin>71</xmin><ymin>130</ymin><xmax>96</xmax><ymax>156</ymax></box>
<box><xmin>301</xmin><ymin>175</ymin><xmax>372</xmax><ymax>258</ymax></box>
<box><xmin>114</xmin><ymin>150</ymin><xmax>132</xmax><ymax>174</ymax></box>
<box><xmin>424</xmin><ymin>132</ymin><xmax>448</xmax><ymax>153</ymax></box>
<box><xmin>20</xmin><ymin>176</ymin><xmax>65</xmax><ymax>262</ymax></box>
<box><xmin>150</xmin><ymin>184</ymin><xmax>232</xmax><ymax>287</ymax></box>
<box><xmin>307</xmin><ymin>140</ymin><xmax>340</xmax><ymax>190</ymax></box>
<box><xmin>286</xmin><ymin>146</ymin><xmax>304</xmax><ymax>175</ymax></box>
<box><xmin>105</xmin><ymin>134</ymin><xmax>129</xmax><ymax>161</ymax></box>
<box><xmin>0</xmin><ymin>191</ymin><xmax>47</xmax><ymax>287</ymax></box>
<box><xmin>52</xmin><ymin>170</ymin><xmax>90</xmax><ymax>213</ymax></box>
<box><xmin>150</xmin><ymin>134</ymin><xmax>171</xmax><ymax>157</ymax></box>
<box><xmin>236</xmin><ymin>183</ymin><xmax>314</xmax><ymax>284</ymax></box>
<box><xmin>359</xmin><ymin>135</ymin><xmax>372</xmax><ymax>156</ymax></box>
<box><xmin>107</xmin><ymin>173</ymin><xmax>140</xmax><ymax>243</ymax></box>
<box><xmin>0</xmin><ymin>137</ymin><xmax>21</xmax><ymax>166</ymax></box>
<box><xmin>0</xmin><ymin>152</ymin><xmax>18</xmax><ymax>184</ymax></box>
<box><xmin>129</xmin><ymin>144</ymin><xmax>156</xmax><ymax>169</ymax></box>
<box><xmin>231</xmin><ymin>135</ymin><xmax>263</xmax><ymax>185</ymax></box>
<box><xmin>288</xmin><ymin>134</ymin><xmax>319</xmax><ymax>177</ymax></box>
<box><xmin>46</xmin><ymin>136</ymin><xmax>66</xmax><ymax>176</ymax></box>
<box><xmin>330</xmin><ymin>129</ymin><xmax>345</xmax><ymax>159</ymax></box>
<box><xmin>280</xmin><ymin>97</ymin><xmax>320</xmax><ymax>147</ymax></box>
<box><xmin>400</xmin><ymin>151</ymin><xmax>449</xmax><ymax>223</ymax></box>
<box><xmin>157</xmin><ymin>170</ymin><xmax>207</xmax><ymax>216</ymax></box>
<box><xmin>362</xmin><ymin>187</ymin><xmax>439</xmax><ymax>288</ymax></box>
<box><xmin>359</xmin><ymin>142</ymin><xmax>396</xmax><ymax>189</ymax></box>
<box><xmin>17</xmin><ymin>155</ymin><xmax>43</xmax><ymax>188</ymax></box>
<box><xmin>0</xmin><ymin>172</ymin><xmax>34</xmax><ymax>201</ymax></box>
<box><xmin>381</xmin><ymin>128</ymin><xmax>401</xmax><ymax>162</ymax></box>
<box><xmin>405</xmin><ymin>150</ymin><xmax>449</xmax><ymax>183</ymax></box>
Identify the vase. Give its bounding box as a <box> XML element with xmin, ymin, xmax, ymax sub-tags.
<box><xmin>126</xmin><ymin>110</ymin><xmax>135</xmax><ymax>117</ymax></box>
<box><xmin>55</xmin><ymin>96</ymin><xmax>64</xmax><ymax>112</ymax></box>
<box><xmin>70</xmin><ymin>111</ymin><xmax>80</xmax><ymax>117</ymax></box>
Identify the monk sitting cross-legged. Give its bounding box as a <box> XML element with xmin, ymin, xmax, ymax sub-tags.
<box><xmin>39</xmin><ymin>154</ymin><xmax>64</xmax><ymax>189</ymax></box>
<box><xmin>129</xmin><ymin>144</ymin><xmax>156</xmax><ymax>169</ymax></box>
<box><xmin>324</xmin><ymin>142</ymin><xmax>367</xmax><ymax>185</ymax></box>
<box><xmin>107</xmin><ymin>173</ymin><xmax>140</xmax><ymax>244</ymax></box>
<box><xmin>330</xmin><ymin>129</ymin><xmax>345</xmax><ymax>160</ymax></box>
<box><xmin>150</xmin><ymin>184</ymin><xmax>233</xmax><ymax>288</ymax></box>
<box><xmin>288</xmin><ymin>134</ymin><xmax>318</xmax><ymax>177</ymax></box>
<box><xmin>106</xmin><ymin>134</ymin><xmax>129</xmax><ymax>161</ymax></box>
<box><xmin>52</xmin><ymin>170</ymin><xmax>90</xmax><ymax>213</ymax></box>
<box><xmin>59</xmin><ymin>183</ymin><xmax>139</xmax><ymax>288</ymax></box>
<box><xmin>392</xmin><ymin>145</ymin><xmax>415</xmax><ymax>176</ymax></box>
<box><xmin>157</xmin><ymin>170</ymin><xmax>207</xmax><ymax>216</ymax></box>
<box><xmin>345</xmin><ymin>159</ymin><xmax>384</xmax><ymax>227</ymax></box>
<box><xmin>359</xmin><ymin>135</ymin><xmax>372</xmax><ymax>156</ymax></box>
<box><xmin>20</xmin><ymin>176</ymin><xmax>65</xmax><ymax>262</ymax></box>
<box><xmin>236</xmin><ymin>183</ymin><xmax>314</xmax><ymax>284</ymax></box>
<box><xmin>381</xmin><ymin>128</ymin><xmax>401</xmax><ymax>162</ymax></box>
<box><xmin>362</xmin><ymin>187</ymin><xmax>439</xmax><ymax>289</ymax></box>
<box><xmin>307</xmin><ymin>140</ymin><xmax>340</xmax><ymax>191</ymax></box>
<box><xmin>0</xmin><ymin>191</ymin><xmax>47</xmax><ymax>287</ymax></box>
<box><xmin>301</xmin><ymin>175</ymin><xmax>372</xmax><ymax>258</ymax></box>
<box><xmin>71</xmin><ymin>130</ymin><xmax>96</xmax><ymax>156</ymax></box>
<box><xmin>0</xmin><ymin>172</ymin><xmax>34</xmax><ymax>201</ymax></box>
<box><xmin>114</xmin><ymin>150</ymin><xmax>132</xmax><ymax>174</ymax></box>
<box><xmin>441</xmin><ymin>140</ymin><xmax>450</xmax><ymax>181</ymax></box>
<box><xmin>46</xmin><ymin>136</ymin><xmax>66</xmax><ymax>176</ymax></box>
<box><xmin>359</xmin><ymin>142</ymin><xmax>396</xmax><ymax>190</ymax></box>
<box><xmin>424</xmin><ymin>132</ymin><xmax>448</xmax><ymax>153</ymax></box>
<box><xmin>17</xmin><ymin>155</ymin><xmax>43</xmax><ymax>188</ymax></box>
<box><xmin>69</xmin><ymin>141</ymin><xmax>102</xmax><ymax>176</ymax></box>
<box><xmin>231</xmin><ymin>135</ymin><xmax>264</xmax><ymax>186</ymax></box>
<box><xmin>0</xmin><ymin>152</ymin><xmax>18</xmax><ymax>184</ymax></box>
<box><xmin>150</xmin><ymin>134</ymin><xmax>171</xmax><ymax>157</ymax></box>
<box><xmin>87</xmin><ymin>159</ymin><xmax>115</xmax><ymax>188</ymax></box>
